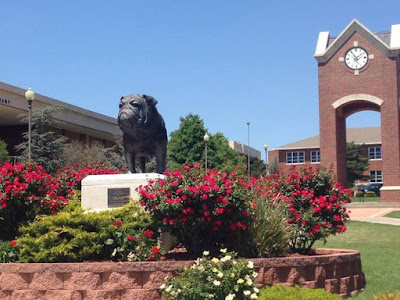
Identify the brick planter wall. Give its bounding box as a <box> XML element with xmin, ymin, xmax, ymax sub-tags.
<box><xmin>0</xmin><ymin>248</ymin><xmax>364</xmax><ymax>299</ymax></box>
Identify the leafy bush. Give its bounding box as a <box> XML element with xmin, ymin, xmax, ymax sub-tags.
<box><xmin>258</xmin><ymin>285</ymin><xmax>340</xmax><ymax>300</ymax></box>
<box><xmin>105</xmin><ymin>221</ymin><xmax>162</xmax><ymax>261</ymax></box>
<box><xmin>56</xmin><ymin>163</ymin><xmax>121</xmax><ymax>191</ymax></box>
<box><xmin>161</xmin><ymin>249</ymin><xmax>259</xmax><ymax>300</ymax></box>
<box><xmin>16</xmin><ymin>200</ymin><xmax>156</xmax><ymax>262</ymax></box>
<box><xmin>255</xmin><ymin>167</ymin><xmax>351</xmax><ymax>253</ymax></box>
<box><xmin>0</xmin><ymin>162</ymin><xmax>71</xmax><ymax>240</ymax></box>
<box><xmin>250</xmin><ymin>198</ymin><xmax>292</xmax><ymax>257</ymax></box>
<box><xmin>139</xmin><ymin>165</ymin><xmax>256</xmax><ymax>257</ymax></box>
<box><xmin>0</xmin><ymin>140</ymin><xmax>9</xmax><ymax>164</ymax></box>
<box><xmin>0</xmin><ymin>240</ymin><xmax>18</xmax><ymax>263</ymax></box>
<box><xmin>373</xmin><ymin>292</ymin><xmax>400</xmax><ymax>300</ymax></box>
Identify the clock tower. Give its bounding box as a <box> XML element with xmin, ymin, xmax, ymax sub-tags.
<box><xmin>315</xmin><ymin>19</ymin><xmax>400</xmax><ymax>202</ymax></box>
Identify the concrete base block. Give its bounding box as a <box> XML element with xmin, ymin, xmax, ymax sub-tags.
<box><xmin>81</xmin><ymin>173</ymin><xmax>164</xmax><ymax>211</ymax></box>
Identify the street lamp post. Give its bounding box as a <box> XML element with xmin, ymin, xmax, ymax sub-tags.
<box><xmin>203</xmin><ymin>133</ymin><xmax>210</xmax><ymax>172</ymax></box>
<box><xmin>264</xmin><ymin>144</ymin><xmax>269</xmax><ymax>176</ymax></box>
<box><xmin>25</xmin><ymin>87</ymin><xmax>35</xmax><ymax>163</ymax></box>
<box><xmin>247</xmin><ymin>122</ymin><xmax>250</xmax><ymax>178</ymax></box>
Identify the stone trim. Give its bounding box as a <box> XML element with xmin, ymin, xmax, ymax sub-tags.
<box><xmin>332</xmin><ymin>94</ymin><xmax>384</xmax><ymax>109</ymax></box>
<box><xmin>0</xmin><ymin>248</ymin><xmax>365</xmax><ymax>299</ymax></box>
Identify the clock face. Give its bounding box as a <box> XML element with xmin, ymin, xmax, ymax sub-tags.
<box><xmin>345</xmin><ymin>47</ymin><xmax>368</xmax><ymax>70</ymax></box>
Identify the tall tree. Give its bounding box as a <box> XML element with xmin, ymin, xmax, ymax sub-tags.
<box><xmin>346</xmin><ymin>142</ymin><xmax>369</xmax><ymax>187</ymax></box>
<box><xmin>168</xmin><ymin>114</ymin><xmax>207</xmax><ymax>167</ymax></box>
<box><xmin>168</xmin><ymin>114</ymin><xmax>244</xmax><ymax>171</ymax></box>
<box><xmin>16</xmin><ymin>106</ymin><xmax>67</xmax><ymax>173</ymax></box>
<box><xmin>0</xmin><ymin>139</ymin><xmax>9</xmax><ymax>164</ymax></box>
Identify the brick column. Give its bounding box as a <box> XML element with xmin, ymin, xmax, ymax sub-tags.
<box><xmin>320</xmin><ymin>103</ymin><xmax>347</xmax><ymax>185</ymax></box>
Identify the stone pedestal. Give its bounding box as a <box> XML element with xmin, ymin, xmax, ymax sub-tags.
<box><xmin>81</xmin><ymin>173</ymin><xmax>164</xmax><ymax>211</ymax></box>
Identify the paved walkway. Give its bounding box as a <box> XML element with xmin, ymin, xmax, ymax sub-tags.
<box><xmin>347</xmin><ymin>202</ymin><xmax>400</xmax><ymax>226</ymax></box>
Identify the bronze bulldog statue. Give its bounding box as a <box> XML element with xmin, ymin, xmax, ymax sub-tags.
<box><xmin>117</xmin><ymin>94</ymin><xmax>167</xmax><ymax>174</ymax></box>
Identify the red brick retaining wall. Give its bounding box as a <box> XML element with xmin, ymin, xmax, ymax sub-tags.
<box><xmin>0</xmin><ymin>248</ymin><xmax>364</xmax><ymax>299</ymax></box>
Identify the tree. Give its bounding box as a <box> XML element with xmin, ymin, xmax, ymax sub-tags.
<box><xmin>168</xmin><ymin>114</ymin><xmax>245</xmax><ymax>171</ymax></box>
<box><xmin>0</xmin><ymin>139</ymin><xmax>9</xmax><ymax>164</ymax></box>
<box><xmin>248</xmin><ymin>157</ymin><xmax>266</xmax><ymax>178</ymax></box>
<box><xmin>168</xmin><ymin>114</ymin><xmax>207</xmax><ymax>168</ymax></box>
<box><xmin>16</xmin><ymin>106</ymin><xmax>67</xmax><ymax>173</ymax></box>
<box><xmin>346</xmin><ymin>142</ymin><xmax>369</xmax><ymax>187</ymax></box>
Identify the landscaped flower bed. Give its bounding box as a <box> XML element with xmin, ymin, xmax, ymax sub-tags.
<box><xmin>0</xmin><ymin>162</ymin><xmax>364</xmax><ymax>298</ymax></box>
<box><xmin>0</xmin><ymin>248</ymin><xmax>364</xmax><ymax>299</ymax></box>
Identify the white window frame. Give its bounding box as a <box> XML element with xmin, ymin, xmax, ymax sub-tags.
<box><xmin>368</xmin><ymin>146</ymin><xmax>382</xmax><ymax>160</ymax></box>
<box><xmin>370</xmin><ymin>170</ymin><xmax>383</xmax><ymax>183</ymax></box>
<box><xmin>286</xmin><ymin>151</ymin><xmax>305</xmax><ymax>164</ymax></box>
<box><xmin>310</xmin><ymin>150</ymin><xmax>321</xmax><ymax>163</ymax></box>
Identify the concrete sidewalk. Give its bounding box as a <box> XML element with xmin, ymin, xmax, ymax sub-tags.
<box><xmin>347</xmin><ymin>203</ymin><xmax>400</xmax><ymax>226</ymax></box>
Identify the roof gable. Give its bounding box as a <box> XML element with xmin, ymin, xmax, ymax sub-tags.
<box><xmin>315</xmin><ymin>19</ymin><xmax>399</xmax><ymax>63</ymax></box>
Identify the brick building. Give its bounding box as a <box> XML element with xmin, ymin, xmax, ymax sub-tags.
<box><xmin>0</xmin><ymin>82</ymin><xmax>120</xmax><ymax>156</ymax></box>
<box><xmin>268</xmin><ymin>126</ymin><xmax>382</xmax><ymax>183</ymax></box>
<box><xmin>270</xmin><ymin>19</ymin><xmax>400</xmax><ymax>202</ymax></box>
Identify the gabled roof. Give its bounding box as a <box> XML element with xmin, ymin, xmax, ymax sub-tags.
<box><xmin>315</xmin><ymin>19</ymin><xmax>400</xmax><ymax>63</ymax></box>
<box><xmin>272</xmin><ymin>127</ymin><xmax>381</xmax><ymax>150</ymax></box>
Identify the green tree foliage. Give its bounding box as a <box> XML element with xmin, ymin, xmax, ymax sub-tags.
<box><xmin>15</xmin><ymin>106</ymin><xmax>67</xmax><ymax>173</ymax></box>
<box><xmin>347</xmin><ymin>142</ymin><xmax>369</xmax><ymax>187</ymax></box>
<box><xmin>168</xmin><ymin>114</ymin><xmax>244</xmax><ymax>171</ymax></box>
<box><xmin>248</xmin><ymin>157</ymin><xmax>266</xmax><ymax>177</ymax></box>
<box><xmin>0</xmin><ymin>139</ymin><xmax>9</xmax><ymax>164</ymax></box>
<box><xmin>208</xmin><ymin>132</ymin><xmax>245</xmax><ymax>171</ymax></box>
<box><xmin>168</xmin><ymin>114</ymin><xmax>207</xmax><ymax>167</ymax></box>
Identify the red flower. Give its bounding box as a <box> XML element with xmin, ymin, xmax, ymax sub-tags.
<box><xmin>113</xmin><ymin>220</ymin><xmax>122</xmax><ymax>227</ymax></box>
<box><xmin>144</xmin><ymin>229</ymin><xmax>154</xmax><ymax>238</ymax></box>
<box><xmin>10</xmin><ymin>240</ymin><xmax>16</xmax><ymax>247</ymax></box>
<box><xmin>128</xmin><ymin>234</ymin><xmax>134</xmax><ymax>241</ymax></box>
<box><xmin>152</xmin><ymin>246</ymin><xmax>160</xmax><ymax>255</ymax></box>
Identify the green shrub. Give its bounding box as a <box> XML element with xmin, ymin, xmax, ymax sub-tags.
<box><xmin>0</xmin><ymin>140</ymin><xmax>9</xmax><ymax>164</ymax></box>
<box><xmin>0</xmin><ymin>240</ymin><xmax>18</xmax><ymax>263</ymax></box>
<box><xmin>355</xmin><ymin>190</ymin><xmax>364</xmax><ymax>197</ymax></box>
<box><xmin>258</xmin><ymin>285</ymin><xmax>340</xmax><ymax>300</ymax></box>
<box><xmin>365</xmin><ymin>191</ymin><xmax>377</xmax><ymax>197</ymax></box>
<box><xmin>161</xmin><ymin>249</ymin><xmax>259</xmax><ymax>300</ymax></box>
<box><xmin>16</xmin><ymin>200</ymin><xmax>156</xmax><ymax>262</ymax></box>
<box><xmin>373</xmin><ymin>292</ymin><xmax>400</xmax><ymax>300</ymax></box>
<box><xmin>251</xmin><ymin>198</ymin><xmax>292</xmax><ymax>257</ymax></box>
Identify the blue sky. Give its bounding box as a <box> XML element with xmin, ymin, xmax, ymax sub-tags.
<box><xmin>2</xmin><ymin>1</ymin><xmax>398</xmax><ymax>160</ymax></box>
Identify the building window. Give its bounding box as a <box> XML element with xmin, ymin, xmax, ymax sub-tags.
<box><xmin>286</xmin><ymin>151</ymin><xmax>305</xmax><ymax>164</ymax></box>
<box><xmin>370</xmin><ymin>170</ymin><xmax>383</xmax><ymax>183</ymax></box>
<box><xmin>310</xmin><ymin>150</ymin><xmax>320</xmax><ymax>163</ymax></box>
<box><xmin>368</xmin><ymin>147</ymin><xmax>382</xmax><ymax>159</ymax></box>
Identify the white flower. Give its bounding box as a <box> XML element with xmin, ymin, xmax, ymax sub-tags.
<box><xmin>237</xmin><ymin>278</ymin><xmax>244</xmax><ymax>284</ymax></box>
<box><xmin>221</xmin><ymin>255</ymin><xmax>232</xmax><ymax>262</ymax></box>
<box><xmin>252</xmin><ymin>271</ymin><xmax>258</xmax><ymax>278</ymax></box>
<box><xmin>212</xmin><ymin>257</ymin><xmax>219</xmax><ymax>264</ymax></box>
<box><xmin>165</xmin><ymin>285</ymin><xmax>173</xmax><ymax>293</ymax></box>
<box><xmin>160</xmin><ymin>284</ymin><xmax>166</xmax><ymax>289</ymax></box>
<box><xmin>243</xmin><ymin>290</ymin><xmax>251</xmax><ymax>296</ymax></box>
<box><xmin>234</xmin><ymin>285</ymin><xmax>239</xmax><ymax>292</ymax></box>
<box><xmin>220</xmin><ymin>248</ymin><xmax>227</xmax><ymax>253</ymax></box>
<box><xmin>253</xmin><ymin>287</ymin><xmax>259</xmax><ymax>293</ymax></box>
<box><xmin>213</xmin><ymin>280</ymin><xmax>221</xmax><ymax>286</ymax></box>
<box><xmin>212</xmin><ymin>267</ymin><xmax>218</xmax><ymax>273</ymax></box>
<box><xmin>250</xmin><ymin>293</ymin><xmax>258</xmax><ymax>299</ymax></box>
<box><xmin>225</xmin><ymin>294</ymin><xmax>236</xmax><ymax>300</ymax></box>
<box><xmin>247</xmin><ymin>261</ymin><xmax>254</xmax><ymax>269</ymax></box>
<box><xmin>203</xmin><ymin>251</ymin><xmax>210</xmax><ymax>256</ymax></box>
<box><xmin>217</xmin><ymin>272</ymin><xmax>224</xmax><ymax>278</ymax></box>
<box><xmin>246</xmin><ymin>279</ymin><xmax>253</xmax><ymax>286</ymax></box>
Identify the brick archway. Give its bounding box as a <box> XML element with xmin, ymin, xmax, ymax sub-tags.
<box><xmin>316</xmin><ymin>20</ymin><xmax>400</xmax><ymax>202</ymax></box>
<box><xmin>328</xmin><ymin>94</ymin><xmax>382</xmax><ymax>186</ymax></box>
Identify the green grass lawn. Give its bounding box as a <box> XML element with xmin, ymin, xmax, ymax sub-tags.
<box><xmin>384</xmin><ymin>211</ymin><xmax>400</xmax><ymax>219</ymax></box>
<box><xmin>351</xmin><ymin>196</ymin><xmax>380</xmax><ymax>203</ymax></box>
<box><xmin>315</xmin><ymin>221</ymin><xmax>400</xmax><ymax>299</ymax></box>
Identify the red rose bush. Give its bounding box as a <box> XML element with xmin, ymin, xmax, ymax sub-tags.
<box><xmin>255</xmin><ymin>167</ymin><xmax>351</xmax><ymax>252</ymax></box>
<box><xmin>138</xmin><ymin>165</ymin><xmax>256</xmax><ymax>257</ymax></box>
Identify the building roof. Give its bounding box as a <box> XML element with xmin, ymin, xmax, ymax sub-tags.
<box><xmin>273</xmin><ymin>127</ymin><xmax>381</xmax><ymax>150</ymax></box>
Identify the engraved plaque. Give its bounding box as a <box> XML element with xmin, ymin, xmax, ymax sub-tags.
<box><xmin>108</xmin><ymin>188</ymin><xmax>130</xmax><ymax>208</ymax></box>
